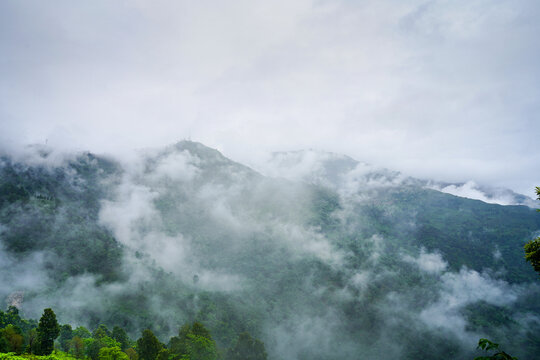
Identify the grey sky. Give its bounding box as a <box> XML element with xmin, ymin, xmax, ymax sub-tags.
<box><xmin>1</xmin><ymin>0</ymin><xmax>539</xmax><ymax>196</ymax></box>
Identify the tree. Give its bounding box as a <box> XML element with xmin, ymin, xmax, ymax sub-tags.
<box><xmin>59</xmin><ymin>324</ymin><xmax>74</xmax><ymax>352</ymax></box>
<box><xmin>73</xmin><ymin>326</ymin><xmax>92</xmax><ymax>339</ymax></box>
<box><xmin>169</xmin><ymin>324</ymin><xmax>191</xmax><ymax>358</ymax></box>
<box><xmin>125</xmin><ymin>347</ymin><xmax>138</xmax><ymax>360</ymax></box>
<box><xmin>474</xmin><ymin>338</ymin><xmax>517</xmax><ymax>360</ymax></box>
<box><xmin>26</xmin><ymin>328</ymin><xmax>39</xmax><ymax>354</ymax></box>
<box><xmin>136</xmin><ymin>329</ymin><xmax>162</xmax><ymax>360</ymax></box>
<box><xmin>94</xmin><ymin>324</ymin><xmax>111</xmax><ymax>339</ymax></box>
<box><xmin>36</xmin><ymin>308</ymin><xmax>60</xmax><ymax>355</ymax></box>
<box><xmin>0</xmin><ymin>324</ymin><xmax>24</xmax><ymax>354</ymax></box>
<box><xmin>191</xmin><ymin>322</ymin><xmax>212</xmax><ymax>339</ymax></box>
<box><xmin>86</xmin><ymin>336</ymin><xmax>121</xmax><ymax>360</ymax></box>
<box><xmin>187</xmin><ymin>333</ymin><xmax>218</xmax><ymax>360</ymax></box>
<box><xmin>70</xmin><ymin>336</ymin><xmax>85</xmax><ymax>359</ymax></box>
<box><xmin>112</xmin><ymin>326</ymin><xmax>131</xmax><ymax>351</ymax></box>
<box><xmin>524</xmin><ymin>186</ymin><xmax>540</xmax><ymax>275</ymax></box>
<box><xmin>169</xmin><ymin>322</ymin><xmax>217</xmax><ymax>360</ymax></box>
<box><xmin>85</xmin><ymin>338</ymin><xmax>104</xmax><ymax>360</ymax></box>
<box><xmin>99</xmin><ymin>346</ymin><xmax>129</xmax><ymax>360</ymax></box>
<box><xmin>226</xmin><ymin>332</ymin><xmax>267</xmax><ymax>360</ymax></box>
<box><xmin>156</xmin><ymin>348</ymin><xmax>170</xmax><ymax>360</ymax></box>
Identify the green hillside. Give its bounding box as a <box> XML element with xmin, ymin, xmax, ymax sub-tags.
<box><xmin>0</xmin><ymin>142</ymin><xmax>539</xmax><ymax>360</ymax></box>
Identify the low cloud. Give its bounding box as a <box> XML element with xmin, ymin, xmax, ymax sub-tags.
<box><xmin>402</xmin><ymin>248</ymin><xmax>448</xmax><ymax>274</ymax></box>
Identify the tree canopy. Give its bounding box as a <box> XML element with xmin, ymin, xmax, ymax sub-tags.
<box><xmin>524</xmin><ymin>186</ymin><xmax>540</xmax><ymax>275</ymax></box>
<box><xmin>36</xmin><ymin>308</ymin><xmax>60</xmax><ymax>355</ymax></box>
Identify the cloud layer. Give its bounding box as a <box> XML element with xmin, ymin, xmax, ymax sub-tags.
<box><xmin>1</xmin><ymin>0</ymin><xmax>540</xmax><ymax>196</ymax></box>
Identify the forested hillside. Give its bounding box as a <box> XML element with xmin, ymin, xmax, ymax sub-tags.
<box><xmin>0</xmin><ymin>142</ymin><xmax>539</xmax><ymax>360</ymax></box>
<box><xmin>0</xmin><ymin>307</ymin><xmax>266</xmax><ymax>360</ymax></box>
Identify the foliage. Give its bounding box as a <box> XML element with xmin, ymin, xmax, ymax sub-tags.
<box><xmin>523</xmin><ymin>187</ymin><xmax>540</xmax><ymax>275</ymax></box>
<box><xmin>68</xmin><ymin>337</ymin><xmax>84</xmax><ymax>359</ymax></box>
<box><xmin>58</xmin><ymin>325</ymin><xmax>73</xmax><ymax>353</ymax></box>
<box><xmin>111</xmin><ymin>327</ymin><xmax>130</xmax><ymax>351</ymax></box>
<box><xmin>0</xmin><ymin>350</ymin><xmax>78</xmax><ymax>360</ymax></box>
<box><xmin>93</xmin><ymin>325</ymin><xmax>111</xmax><ymax>340</ymax></box>
<box><xmin>135</xmin><ymin>330</ymin><xmax>162</xmax><ymax>360</ymax></box>
<box><xmin>168</xmin><ymin>323</ymin><xmax>217</xmax><ymax>360</ymax></box>
<box><xmin>72</xmin><ymin>327</ymin><xmax>91</xmax><ymax>339</ymax></box>
<box><xmin>474</xmin><ymin>338</ymin><xmax>517</xmax><ymax>360</ymax></box>
<box><xmin>98</xmin><ymin>346</ymin><xmax>129</xmax><ymax>360</ymax></box>
<box><xmin>155</xmin><ymin>349</ymin><xmax>169</xmax><ymax>360</ymax></box>
<box><xmin>0</xmin><ymin>326</ymin><xmax>23</xmax><ymax>354</ymax></box>
<box><xmin>36</xmin><ymin>309</ymin><xmax>60</xmax><ymax>355</ymax></box>
<box><xmin>124</xmin><ymin>348</ymin><xmax>137</xmax><ymax>360</ymax></box>
<box><xmin>84</xmin><ymin>338</ymin><xmax>102</xmax><ymax>360</ymax></box>
<box><xmin>225</xmin><ymin>332</ymin><xmax>267</xmax><ymax>360</ymax></box>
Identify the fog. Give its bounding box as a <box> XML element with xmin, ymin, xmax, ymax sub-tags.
<box><xmin>1</xmin><ymin>142</ymin><xmax>538</xmax><ymax>359</ymax></box>
<box><xmin>1</xmin><ymin>1</ymin><xmax>540</xmax><ymax>358</ymax></box>
<box><xmin>1</xmin><ymin>0</ymin><xmax>540</xmax><ymax>197</ymax></box>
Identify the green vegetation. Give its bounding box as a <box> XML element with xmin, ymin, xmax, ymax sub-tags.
<box><xmin>523</xmin><ymin>187</ymin><xmax>540</xmax><ymax>276</ymax></box>
<box><xmin>1</xmin><ymin>143</ymin><xmax>539</xmax><ymax>360</ymax></box>
<box><xmin>0</xmin><ymin>308</ymin><xmax>265</xmax><ymax>360</ymax></box>
<box><xmin>474</xmin><ymin>339</ymin><xmax>517</xmax><ymax>360</ymax></box>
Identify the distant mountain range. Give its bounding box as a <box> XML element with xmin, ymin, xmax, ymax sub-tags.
<box><xmin>0</xmin><ymin>141</ymin><xmax>539</xmax><ymax>360</ymax></box>
<box><xmin>261</xmin><ymin>149</ymin><xmax>538</xmax><ymax>207</ymax></box>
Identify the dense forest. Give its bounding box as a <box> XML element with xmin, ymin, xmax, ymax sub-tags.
<box><xmin>0</xmin><ymin>141</ymin><xmax>539</xmax><ymax>360</ymax></box>
<box><xmin>0</xmin><ymin>307</ymin><xmax>266</xmax><ymax>360</ymax></box>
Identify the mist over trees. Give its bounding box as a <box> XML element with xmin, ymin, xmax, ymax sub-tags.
<box><xmin>0</xmin><ymin>141</ymin><xmax>539</xmax><ymax>359</ymax></box>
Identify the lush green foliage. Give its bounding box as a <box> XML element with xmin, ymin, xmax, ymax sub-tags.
<box><xmin>135</xmin><ymin>330</ymin><xmax>161</xmax><ymax>360</ymax></box>
<box><xmin>1</xmin><ymin>143</ymin><xmax>539</xmax><ymax>360</ymax></box>
<box><xmin>0</xmin><ymin>308</ymin><xmax>263</xmax><ymax>360</ymax></box>
<box><xmin>474</xmin><ymin>338</ymin><xmax>517</xmax><ymax>360</ymax></box>
<box><xmin>36</xmin><ymin>309</ymin><xmax>60</xmax><ymax>356</ymax></box>
<box><xmin>225</xmin><ymin>332</ymin><xmax>267</xmax><ymax>360</ymax></box>
<box><xmin>523</xmin><ymin>187</ymin><xmax>540</xmax><ymax>275</ymax></box>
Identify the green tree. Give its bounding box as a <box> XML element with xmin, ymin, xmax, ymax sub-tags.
<box><xmin>187</xmin><ymin>334</ymin><xmax>218</xmax><ymax>360</ymax></box>
<box><xmin>226</xmin><ymin>332</ymin><xmax>267</xmax><ymax>360</ymax></box>
<box><xmin>70</xmin><ymin>336</ymin><xmax>85</xmax><ymax>359</ymax></box>
<box><xmin>59</xmin><ymin>324</ymin><xmax>74</xmax><ymax>352</ymax></box>
<box><xmin>169</xmin><ymin>322</ymin><xmax>217</xmax><ymax>360</ymax></box>
<box><xmin>136</xmin><ymin>329</ymin><xmax>162</xmax><ymax>360</ymax></box>
<box><xmin>474</xmin><ymin>338</ymin><xmax>517</xmax><ymax>360</ymax></box>
<box><xmin>85</xmin><ymin>336</ymin><xmax>121</xmax><ymax>360</ymax></box>
<box><xmin>125</xmin><ymin>347</ymin><xmax>138</xmax><ymax>360</ymax></box>
<box><xmin>73</xmin><ymin>326</ymin><xmax>92</xmax><ymax>339</ymax></box>
<box><xmin>94</xmin><ymin>324</ymin><xmax>111</xmax><ymax>339</ymax></box>
<box><xmin>0</xmin><ymin>324</ymin><xmax>24</xmax><ymax>354</ymax></box>
<box><xmin>169</xmin><ymin>324</ymin><xmax>191</xmax><ymax>358</ymax></box>
<box><xmin>112</xmin><ymin>326</ymin><xmax>131</xmax><ymax>351</ymax></box>
<box><xmin>191</xmin><ymin>323</ymin><xmax>211</xmax><ymax>339</ymax></box>
<box><xmin>26</xmin><ymin>328</ymin><xmax>39</xmax><ymax>354</ymax></box>
<box><xmin>0</xmin><ymin>334</ymin><xmax>8</xmax><ymax>353</ymax></box>
<box><xmin>156</xmin><ymin>348</ymin><xmax>170</xmax><ymax>360</ymax></box>
<box><xmin>524</xmin><ymin>186</ymin><xmax>540</xmax><ymax>275</ymax></box>
<box><xmin>86</xmin><ymin>338</ymin><xmax>105</xmax><ymax>360</ymax></box>
<box><xmin>36</xmin><ymin>308</ymin><xmax>60</xmax><ymax>355</ymax></box>
<box><xmin>99</xmin><ymin>346</ymin><xmax>129</xmax><ymax>360</ymax></box>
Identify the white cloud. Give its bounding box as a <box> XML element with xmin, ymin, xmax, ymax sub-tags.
<box><xmin>1</xmin><ymin>0</ymin><xmax>539</xmax><ymax>196</ymax></box>
<box><xmin>419</xmin><ymin>268</ymin><xmax>518</xmax><ymax>340</ymax></box>
<box><xmin>402</xmin><ymin>248</ymin><xmax>448</xmax><ymax>274</ymax></box>
<box><xmin>430</xmin><ymin>180</ymin><xmax>534</xmax><ymax>206</ymax></box>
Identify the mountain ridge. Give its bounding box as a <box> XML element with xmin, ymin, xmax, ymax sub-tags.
<box><xmin>0</xmin><ymin>140</ymin><xmax>539</xmax><ymax>360</ymax></box>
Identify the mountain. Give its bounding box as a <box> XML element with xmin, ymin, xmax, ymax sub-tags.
<box><xmin>261</xmin><ymin>149</ymin><xmax>538</xmax><ymax>207</ymax></box>
<box><xmin>0</xmin><ymin>141</ymin><xmax>539</xmax><ymax>360</ymax></box>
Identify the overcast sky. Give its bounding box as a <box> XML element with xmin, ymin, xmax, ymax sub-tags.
<box><xmin>1</xmin><ymin>0</ymin><xmax>539</xmax><ymax>196</ymax></box>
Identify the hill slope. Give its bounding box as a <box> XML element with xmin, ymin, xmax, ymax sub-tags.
<box><xmin>0</xmin><ymin>142</ymin><xmax>539</xmax><ymax>360</ymax></box>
